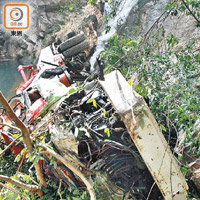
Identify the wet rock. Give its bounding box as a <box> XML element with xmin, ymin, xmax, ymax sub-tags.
<box><xmin>39</xmin><ymin>23</ymin><xmax>47</xmax><ymax>32</ymax></box>
<box><xmin>27</xmin><ymin>43</ymin><xmax>36</xmax><ymax>53</ymax></box>
<box><xmin>0</xmin><ymin>31</ymin><xmax>4</xmax><ymax>36</ymax></box>
<box><xmin>119</xmin><ymin>0</ymin><xmax>151</xmax><ymax>35</ymax></box>
<box><xmin>0</xmin><ymin>29</ymin><xmax>6</xmax><ymax>49</ymax></box>
<box><xmin>38</xmin><ymin>3</ymin><xmax>61</xmax><ymax>12</ymax></box>
<box><xmin>16</xmin><ymin>49</ymin><xmax>24</xmax><ymax>59</ymax></box>
<box><xmin>18</xmin><ymin>40</ymin><xmax>28</xmax><ymax>50</ymax></box>
<box><xmin>0</xmin><ymin>37</ymin><xmax>5</xmax><ymax>46</ymax></box>
<box><xmin>20</xmin><ymin>54</ymin><xmax>35</xmax><ymax>64</ymax></box>
<box><xmin>39</xmin><ymin>32</ymin><xmax>45</xmax><ymax>39</ymax></box>
<box><xmin>82</xmin><ymin>15</ymin><xmax>98</xmax><ymax>31</ymax></box>
<box><xmin>24</xmin><ymin>34</ymin><xmax>37</xmax><ymax>45</ymax></box>
<box><xmin>118</xmin><ymin>0</ymin><xmax>200</xmax><ymax>50</ymax></box>
<box><xmin>98</xmin><ymin>0</ymin><xmax>105</xmax><ymax>14</ymax></box>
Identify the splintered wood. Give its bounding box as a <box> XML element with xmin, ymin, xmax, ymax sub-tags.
<box><xmin>99</xmin><ymin>70</ymin><xmax>188</xmax><ymax>200</ymax></box>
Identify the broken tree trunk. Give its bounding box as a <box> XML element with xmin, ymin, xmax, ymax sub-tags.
<box><xmin>99</xmin><ymin>70</ymin><xmax>188</xmax><ymax>200</ymax></box>
<box><xmin>0</xmin><ymin>91</ymin><xmax>47</xmax><ymax>188</ymax></box>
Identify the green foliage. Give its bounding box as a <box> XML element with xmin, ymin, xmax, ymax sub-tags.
<box><xmin>88</xmin><ymin>0</ymin><xmax>96</xmax><ymax>5</ymax></box>
<box><xmin>59</xmin><ymin>0</ymin><xmax>84</xmax><ymax>12</ymax></box>
<box><xmin>101</xmin><ymin>30</ymin><xmax>200</xmax><ymax>156</ymax></box>
<box><xmin>167</xmin><ymin>34</ymin><xmax>179</xmax><ymax>48</ymax></box>
<box><xmin>87</xmin><ymin>98</ymin><xmax>97</xmax><ymax>108</ymax></box>
<box><xmin>39</xmin><ymin>94</ymin><xmax>61</xmax><ymax>116</ymax></box>
<box><xmin>68</xmin><ymin>88</ymin><xmax>76</xmax><ymax>95</ymax></box>
<box><xmin>0</xmin><ymin>158</ymin><xmax>34</xmax><ymax>199</ymax></box>
<box><xmin>39</xmin><ymin>179</ymin><xmax>107</xmax><ymax>200</ymax></box>
<box><xmin>181</xmin><ymin>166</ymin><xmax>189</xmax><ymax>176</ymax></box>
<box><xmin>0</xmin><ymin>154</ymin><xmax>17</xmax><ymax>177</ymax></box>
<box><xmin>104</xmin><ymin>127</ymin><xmax>111</xmax><ymax>137</ymax></box>
<box><xmin>165</xmin><ymin>0</ymin><xmax>200</xmax><ymax>26</ymax></box>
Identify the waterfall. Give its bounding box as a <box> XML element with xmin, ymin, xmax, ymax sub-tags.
<box><xmin>90</xmin><ymin>0</ymin><xmax>138</xmax><ymax>72</ymax></box>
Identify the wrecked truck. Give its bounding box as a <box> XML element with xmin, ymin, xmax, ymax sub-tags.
<box><xmin>0</xmin><ymin>33</ymin><xmax>188</xmax><ymax>199</ymax></box>
<box><xmin>5</xmin><ymin>33</ymin><xmax>90</xmax><ymax>125</ymax></box>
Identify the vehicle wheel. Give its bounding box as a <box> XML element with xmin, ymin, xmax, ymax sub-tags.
<box><xmin>58</xmin><ymin>33</ymin><xmax>85</xmax><ymax>53</ymax></box>
<box><xmin>62</xmin><ymin>41</ymin><xmax>89</xmax><ymax>58</ymax></box>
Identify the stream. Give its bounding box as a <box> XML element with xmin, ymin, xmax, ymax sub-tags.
<box><xmin>0</xmin><ymin>60</ymin><xmax>21</xmax><ymax>98</ymax></box>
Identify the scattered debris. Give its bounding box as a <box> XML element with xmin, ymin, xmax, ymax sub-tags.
<box><xmin>0</xmin><ymin>34</ymin><xmax>189</xmax><ymax>199</ymax></box>
<box><xmin>100</xmin><ymin>71</ymin><xmax>188</xmax><ymax>200</ymax></box>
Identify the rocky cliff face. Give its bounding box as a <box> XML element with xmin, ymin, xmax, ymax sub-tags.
<box><xmin>0</xmin><ymin>0</ymin><xmax>103</xmax><ymax>63</ymax></box>
<box><xmin>0</xmin><ymin>0</ymin><xmax>199</xmax><ymax>63</ymax></box>
<box><xmin>120</xmin><ymin>0</ymin><xmax>200</xmax><ymax>48</ymax></box>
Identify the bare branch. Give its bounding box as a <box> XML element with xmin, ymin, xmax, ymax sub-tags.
<box><xmin>146</xmin><ymin>182</ymin><xmax>156</xmax><ymax>200</ymax></box>
<box><xmin>39</xmin><ymin>145</ymin><xmax>96</xmax><ymax>200</ymax></box>
<box><xmin>0</xmin><ymin>135</ymin><xmax>21</xmax><ymax>157</ymax></box>
<box><xmin>57</xmin><ymin>179</ymin><xmax>63</xmax><ymax>200</ymax></box>
<box><xmin>0</xmin><ymin>91</ymin><xmax>47</xmax><ymax>188</ymax></box>
<box><xmin>0</xmin><ymin>92</ymin><xmax>32</xmax><ymax>152</ymax></box>
<box><xmin>0</xmin><ymin>182</ymin><xmax>28</xmax><ymax>200</ymax></box>
<box><xmin>0</xmin><ymin>175</ymin><xmax>42</xmax><ymax>197</ymax></box>
<box><xmin>0</xmin><ymin>122</ymin><xmax>21</xmax><ymax>133</ymax></box>
<box><xmin>143</xmin><ymin>11</ymin><xmax>167</xmax><ymax>43</ymax></box>
<box><xmin>16</xmin><ymin>154</ymin><xmax>26</xmax><ymax>174</ymax></box>
<box><xmin>181</xmin><ymin>0</ymin><xmax>200</xmax><ymax>24</ymax></box>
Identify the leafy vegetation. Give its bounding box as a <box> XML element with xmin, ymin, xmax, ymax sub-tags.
<box><xmin>101</xmin><ymin>28</ymin><xmax>200</xmax><ymax>155</ymax></box>
<box><xmin>99</xmin><ymin>1</ymin><xmax>200</xmax><ymax>196</ymax></box>
<box><xmin>59</xmin><ymin>0</ymin><xmax>85</xmax><ymax>12</ymax></box>
<box><xmin>165</xmin><ymin>0</ymin><xmax>200</xmax><ymax>26</ymax></box>
<box><xmin>88</xmin><ymin>0</ymin><xmax>96</xmax><ymax>5</ymax></box>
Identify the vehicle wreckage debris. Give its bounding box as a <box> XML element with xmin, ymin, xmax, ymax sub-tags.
<box><xmin>0</xmin><ymin>33</ymin><xmax>189</xmax><ymax>199</ymax></box>
<box><xmin>99</xmin><ymin>70</ymin><xmax>188</xmax><ymax>200</ymax></box>
<box><xmin>47</xmin><ymin>79</ymin><xmax>163</xmax><ymax>199</ymax></box>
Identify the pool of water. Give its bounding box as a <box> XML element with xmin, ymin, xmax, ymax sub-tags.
<box><xmin>0</xmin><ymin>60</ymin><xmax>22</xmax><ymax>99</ymax></box>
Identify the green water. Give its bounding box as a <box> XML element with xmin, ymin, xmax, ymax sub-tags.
<box><xmin>0</xmin><ymin>60</ymin><xmax>22</xmax><ymax>99</ymax></box>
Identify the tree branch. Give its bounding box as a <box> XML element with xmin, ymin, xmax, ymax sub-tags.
<box><xmin>0</xmin><ymin>122</ymin><xmax>21</xmax><ymax>133</ymax></box>
<box><xmin>181</xmin><ymin>0</ymin><xmax>200</xmax><ymax>24</ymax></box>
<box><xmin>143</xmin><ymin>11</ymin><xmax>167</xmax><ymax>42</ymax></box>
<box><xmin>0</xmin><ymin>175</ymin><xmax>42</xmax><ymax>197</ymax></box>
<box><xmin>0</xmin><ymin>135</ymin><xmax>21</xmax><ymax>157</ymax></box>
<box><xmin>0</xmin><ymin>92</ymin><xmax>32</xmax><ymax>152</ymax></box>
<box><xmin>39</xmin><ymin>145</ymin><xmax>96</xmax><ymax>200</ymax></box>
<box><xmin>0</xmin><ymin>182</ymin><xmax>28</xmax><ymax>200</ymax></box>
<box><xmin>0</xmin><ymin>91</ymin><xmax>47</xmax><ymax>188</ymax></box>
<box><xmin>57</xmin><ymin>179</ymin><xmax>63</xmax><ymax>200</ymax></box>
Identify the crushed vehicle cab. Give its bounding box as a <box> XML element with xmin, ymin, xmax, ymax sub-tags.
<box><xmin>5</xmin><ymin>33</ymin><xmax>90</xmax><ymax>125</ymax></box>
